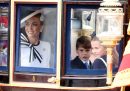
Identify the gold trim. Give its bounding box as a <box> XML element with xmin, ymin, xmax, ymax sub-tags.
<box><xmin>32</xmin><ymin>76</ymin><xmax>36</xmax><ymax>82</ymax></box>
<box><xmin>112</xmin><ymin>68</ymin><xmax>130</xmax><ymax>86</ymax></box>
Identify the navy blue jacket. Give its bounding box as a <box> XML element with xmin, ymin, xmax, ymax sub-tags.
<box><xmin>93</xmin><ymin>55</ymin><xmax>107</xmax><ymax>69</ymax></box>
<box><xmin>71</xmin><ymin>56</ymin><xmax>92</xmax><ymax>69</ymax></box>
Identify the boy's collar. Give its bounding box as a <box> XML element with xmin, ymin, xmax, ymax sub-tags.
<box><xmin>82</xmin><ymin>60</ymin><xmax>90</xmax><ymax>64</ymax></box>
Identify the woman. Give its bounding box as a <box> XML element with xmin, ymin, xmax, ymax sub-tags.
<box><xmin>20</xmin><ymin>10</ymin><xmax>51</xmax><ymax>68</ymax></box>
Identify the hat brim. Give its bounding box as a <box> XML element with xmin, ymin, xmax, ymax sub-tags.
<box><xmin>20</xmin><ymin>9</ymin><xmax>42</xmax><ymax>28</ymax></box>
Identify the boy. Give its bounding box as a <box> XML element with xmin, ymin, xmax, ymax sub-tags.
<box><xmin>71</xmin><ymin>36</ymin><xmax>92</xmax><ymax>69</ymax></box>
<box><xmin>69</xmin><ymin>36</ymin><xmax>95</xmax><ymax>87</ymax></box>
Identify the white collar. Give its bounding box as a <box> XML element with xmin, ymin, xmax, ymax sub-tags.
<box><xmin>82</xmin><ymin>60</ymin><xmax>90</xmax><ymax>64</ymax></box>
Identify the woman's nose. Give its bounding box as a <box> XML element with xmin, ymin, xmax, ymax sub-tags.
<box><xmin>28</xmin><ymin>24</ymin><xmax>33</xmax><ymax>30</ymax></box>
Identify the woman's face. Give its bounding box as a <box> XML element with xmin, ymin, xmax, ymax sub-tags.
<box><xmin>25</xmin><ymin>16</ymin><xmax>42</xmax><ymax>38</ymax></box>
<box><xmin>91</xmin><ymin>40</ymin><xmax>106</xmax><ymax>58</ymax></box>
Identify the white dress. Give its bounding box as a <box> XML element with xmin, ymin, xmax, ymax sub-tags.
<box><xmin>20</xmin><ymin>41</ymin><xmax>51</xmax><ymax>68</ymax></box>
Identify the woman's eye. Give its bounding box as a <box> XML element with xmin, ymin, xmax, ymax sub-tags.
<box><xmin>25</xmin><ymin>22</ymin><xmax>29</xmax><ymax>26</ymax></box>
<box><xmin>32</xmin><ymin>23</ymin><xmax>38</xmax><ymax>26</ymax></box>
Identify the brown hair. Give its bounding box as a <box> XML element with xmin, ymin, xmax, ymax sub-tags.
<box><xmin>76</xmin><ymin>36</ymin><xmax>91</xmax><ymax>50</ymax></box>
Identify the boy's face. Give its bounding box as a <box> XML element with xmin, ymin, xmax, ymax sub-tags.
<box><xmin>76</xmin><ymin>46</ymin><xmax>91</xmax><ymax>61</ymax></box>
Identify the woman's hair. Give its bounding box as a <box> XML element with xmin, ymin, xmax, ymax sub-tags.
<box><xmin>91</xmin><ymin>36</ymin><xmax>102</xmax><ymax>44</ymax></box>
<box><xmin>24</xmin><ymin>10</ymin><xmax>44</xmax><ymax>25</ymax></box>
<box><xmin>91</xmin><ymin>36</ymin><xmax>107</xmax><ymax>49</ymax></box>
<box><xmin>91</xmin><ymin>36</ymin><xmax>99</xmax><ymax>41</ymax></box>
<box><xmin>112</xmin><ymin>47</ymin><xmax>119</xmax><ymax>67</ymax></box>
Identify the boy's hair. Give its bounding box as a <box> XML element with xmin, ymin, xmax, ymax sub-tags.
<box><xmin>76</xmin><ymin>36</ymin><xmax>91</xmax><ymax>50</ymax></box>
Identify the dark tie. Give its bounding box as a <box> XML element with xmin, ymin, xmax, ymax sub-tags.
<box><xmin>21</xmin><ymin>33</ymin><xmax>43</xmax><ymax>63</ymax></box>
<box><xmin>85</xmin><ymin>62</ymin><xmax>90</xmax><ymax>69</ymax></box>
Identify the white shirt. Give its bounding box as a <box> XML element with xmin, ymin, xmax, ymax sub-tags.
<box><xmin>82</xmin><ymin>60</ymin><xmax>90</xmax><ymax>64</ymax></box>
<box><xmin>20</xmin><ymin>41</ymin><xmax>51</xmax><ymax>68</ymax></box>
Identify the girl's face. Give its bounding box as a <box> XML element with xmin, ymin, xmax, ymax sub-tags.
<box><xmin>76</xmin><ymin>46</ymin><xmax>91</xmax><ymax>61</ymax></box>
<box><xmin>91</xmin><ymin>40</ymin><xmax>106</xmax><ymax>58</ymax></box>
<box><xmin>25</xmin><ymin>16</ymin><xmax>42</xmax><ymax>38</ymax></box>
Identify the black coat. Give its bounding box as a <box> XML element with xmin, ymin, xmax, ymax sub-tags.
<box><xmin>71</xmin><ymin>56</ymin><xmax>93</xmax><ymax>69</ymax></box>
<box><xmin>93</xmin><ymin>55</ymin><xmax>107</xmax><ymax>69</ymax></box>
<box><xmin>69</xmin><ymin>56</ymin><xmax>95</xmax><ymax>87</ymax></box>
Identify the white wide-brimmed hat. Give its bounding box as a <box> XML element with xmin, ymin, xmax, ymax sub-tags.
<box><xmin>20</xmin><ymin>9</ymin><xmax>44</xmax><ymax>28</ymax></box>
